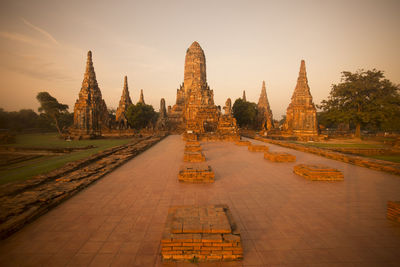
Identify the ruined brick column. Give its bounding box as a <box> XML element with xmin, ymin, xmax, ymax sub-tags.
<box><xmin>71</xmin><ymin>51</ymin><xmax>109</xmax><ymax>137</ymax></box>
<box><xmin>115</xmin><ymin>76</ymin><xmax>133</xmax><ymax>129</ymax></box>
<box><xmin>257</xmin><ymin>81</ymin><xmax>273</xmax><ymax>131</ymax></box>
<box><xmin>283</xmin><ymin>60</ymin><xmax>318</xmax><ymax>140</ymax></box>
<box><xmin>138</xmin><ymin>89</ymin><xmax>145</xmax><ymax>104</ymax></box>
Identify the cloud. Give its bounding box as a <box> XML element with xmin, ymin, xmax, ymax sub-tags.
<box><xmin>21</xmin><ymin>18</ymin><xmax>59</xmax><ymax>45</ymax></box>
<box><xmin>0</xmin><ymin>31</ymin><xmax>49</xmax><ymax>47</ymax></box>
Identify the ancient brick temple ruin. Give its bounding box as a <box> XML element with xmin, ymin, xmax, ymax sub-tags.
<box><xmin>156</xmin><ymin>98</ymin><xmax>169</xmax><ymax>131</ymax></box>
<box><xmin>257</xmin><ymin>81</ymin><xmax>273</xmax><ymax>131</ymax></box>
<box><xmin>138</xmin><ymin>89</ymin><xmax>145</xmax><ymax>104</ymax></box>
<box><xmin>70</xmin><ymin>51</ymin><xmax>110</xmax><ymax>138</ymax></box>
<box><xmin>283</xmin><ymin>60</ymin><xmax>318</xmax><ymax>140</ymax></box>
<box><xmin>168</xmin><ymin>41</ymin><xmax>238</xmax><ymax>140</ymax></box>
<box><xmin>115</xmin><ymin>76</ymin><xmax>133</xmax><ymax>129</ymax></box>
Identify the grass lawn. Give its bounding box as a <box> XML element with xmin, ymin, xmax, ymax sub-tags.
<box><xmin>367</xmin><ymin>155</ymin><xmax>400</xmax><ymax>163</ymax></box>
<box><xmin>0</xmin><ymin>133</ymin><xmax>133</xmax><ymax>185</ymax></box>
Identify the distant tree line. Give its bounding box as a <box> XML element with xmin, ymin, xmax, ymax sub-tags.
<box><xmin>318</xmin><ymin>69</ymin><xmax>400</xmax><ymax>137</ymax></box>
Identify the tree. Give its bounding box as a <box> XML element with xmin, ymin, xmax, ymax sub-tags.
<box><xmin>232</xmin><ymin>98</ymin><xmax>258</xmax><ymax>129</ymax></box>
<box><xmin>318</xmin><ymin>69</ymin><xmax>400</xmax><ymax>138</ymax></box>
<box><xmin>36</xmin><ymin>92</ymin><xmax>69</xmax><ymax>135</ymax></box>
<box><xmin>126</xmin><ymin>103</ymin><xmax>157</xmax><ymax>130</ymax></box>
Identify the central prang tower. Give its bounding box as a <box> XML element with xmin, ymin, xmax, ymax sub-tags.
<box><xmin>168</xmin><ymin>41</ymin><xmax>238</xmax><ymax>140</ymax></box>
<box><xmin>168</xmin><ymin>41</ymin><xmax>219</xmax><ymax>133</ymax></box>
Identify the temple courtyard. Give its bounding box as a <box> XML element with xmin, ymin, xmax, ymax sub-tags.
<box><xmin>0</xmin><ymin>135</ymin><xmax>399</xmax><ymax>266</ymax></box>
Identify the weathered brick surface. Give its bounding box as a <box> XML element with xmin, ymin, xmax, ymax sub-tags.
<box><xmin>184</xmin><ymin>152</ymin><xmax>205</xmax><ymax>163</ymax></box>
<box><xmin>244</xmin><ymin>134</ymin><xmax>400</xmax><ymax>176</ymax></box>
<box><xmin>235</xmin><ymin>140</ymin><xmax>251</xmax><ymax>146</ymax></box>
<box><xmin>0</xmin><ymin>134</ymin><xmax>167</xmax><ymax>239</ymax></box>
<box><xmin>184</xmin><ymin>144</ymin><xmax>202</xmax><ymax>152</ymax></box>
<box><xmin>293</xmin><ymin>164</ymin><xmax>344</xmax><ymax>181</ymax></box>
<box><xmin>387</xmin><ymin>201</ymin><xmax>400</xmax><ymax>223</ymax></box>
<box><xmin>264</xmin><ymin>151</ymin><xmax>296</xmax><ymax>162</ymax></box>
<box><xmin>161</xmin><ymin>205</ymin><xmax>243</xmax><ymax>262</ymax></box>
<box><xmin>178</xmin><ymin>163</ymin><xmax>214</xmax><ymax>183</ymax></box>
<box><xmin>248</xmin><ymin>144</ymin><xmax>268</xmax><ymax>152</ymax></box>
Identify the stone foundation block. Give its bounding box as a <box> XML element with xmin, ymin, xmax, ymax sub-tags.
<box><xmin>387</xmin><ymin>201</ymin><xmax>400</xmax><ymax>223</ymax></box>
<box><xmin>184</xmin><ymin>152</ymin><xmax>206</xmax><ymax>163</ymax></box>
<box><xmin>178</xmin><ymin>163</ymin><xmax>214</xmax><ymax>183</ymax></box>
<box><xmin>235</xmin><ymin>141</ymin><xmax>251</xmax><ymax>146</ymax></box>
<box><xmin>185</xmin><ymin>144</ymin><xmax>202</xmax><ymax>152</ymax></box>
<box><xmin>293</xmin><ymin>164</ymin><xmax>344</xmax><ymax>181</ymax></box>
<box><xmin>264</xmin><ymin>151</ymin><xmax>296</xmax><ymax>162</ymax></box>
<box><xmin>248</xmin><ymin>144</ymin><xmax>268</xmax><ymax>152</ymax></box>
<box><xmin>161</xmin><ymin>205</ymin><xmax>243</xmax><ymax>262</ymax></box>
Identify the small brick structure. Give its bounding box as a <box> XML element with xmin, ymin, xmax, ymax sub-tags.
<box><xmin>264</xmin><ymin>151</ymin><xmax>296</xmax><ymax>162</ymax></box>
<box><xmin>185</xmin><ymin>144</ymin><xmax>202</xmax><ymax>152</ymax></box>
<box><xmin>235</xmin><ymin>140</ymin><xmax>251</xmax><ymax>146</ymax></box>
<box><xmin>248</xmin><ymin>144</ymin><xmax>268</xmax><ymax>152</ymax></box>
<box><xmin>161</xmin><ymin>205</ymin><xmax>243</xmax><ymax>262</ymax></box>
<box><xmin>293</xmin><ymin>164</ymin><xmax>344</xmax><ymax>181</ymax></box>
<box><xmin>178</xmin><ymin>163</ymin><xmax>214</xmax><ymax>183</ymax></box>
<box><xmin>387</xmin><ymin>201</ymin><xmax>400</xmax><ymax>223</ymax></box>
<box><xmin>184</xmin><ymin>152</ymin><xmax>206</xmax><ymax>163</ymax></box>
<box><xmin>186</xmin><ymin>141</ymin><xmax>200</xmax><ymax>146</ymax></box>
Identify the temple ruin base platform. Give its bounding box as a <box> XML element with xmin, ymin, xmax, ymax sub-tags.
<box><xmin>178</xmin><ymin>163</ymin><xmax>214</xmax><ymax>183</ymax></box>
<box><xmin>161</xmin><ymin>205</ymin><xmax>243</xmax><ymax>262</ymax></box>
<box><xmin>293</xmin><ymin>164</ymin><xmax>344</xmax><ymax>181</ymax></box>
<box><xmin>387</xmin><ymin>201</ymin><xmax>400</xmax><ymax>223</ymax></box>
<box><xmin>184</xmin><ymin>152</ymin><xmax>206</xmax><ymax>163</ymax></box>
<box><xmin>248</xmin><ymin>144</ymin><xmax>269</xmax><ymax>152</ymax></box>
<box><xmin>264</xmin><ymin>151</ymin><xmax>296</xmax><ymax>162</ymax></box>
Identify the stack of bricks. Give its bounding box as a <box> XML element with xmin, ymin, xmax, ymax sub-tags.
<box><xmin>264</xmin><ymin>151</ymin><xmax>296</xmax><ymax>162</ymax></box>
<box><xmin>248</xmin><ymin>144</ymin><xmax>269</xmax><ymax>152</ymax></box>
<box><xmin>387</xmin><ymin>201</ymin><xmax>400</xmax><ymax>223</ymax></box>
<box><xmin>184</xmin><ymin>152</ymin><xmax>206</xmax><ymax>162</ymax></box>
<box><xmin>161</xmin><ymin>205</ymin><xmax>243</xmax><ymax>262</ymax></box>
<box><xmin>235</xmin><ymin>140</ymin><xmax>251</xmax><ymax>146</ymax></box>
<box><xmin>185</xmin><ymin>143</ymin><xmax>202</xmax><ymax>152</ymax></box>
<box><xmin>178</xmin><ymin>163</ymin><xmax>214</xmax><ymax>183</ymax></box>
<box><xmin>293</xmin><ymin>164</ymin><xmax>344</xmax><ymax>181</ymax></box>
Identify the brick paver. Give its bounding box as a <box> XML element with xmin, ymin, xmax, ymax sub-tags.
<box><xmin>0</xmin><ymin>135</ymin><xmax>399</xmax><ymax>266</ymax></box>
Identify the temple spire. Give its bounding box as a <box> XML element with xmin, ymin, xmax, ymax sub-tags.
<box><xmin>242</xmin><ymin>90</ymin><xmax>247</xmax><ymax>102</ymax></box>
<box><xmin>292</xmin><ymin>59</ymin><xmax>311</xmax><ymax>99</ymax></box>
<box><xmin>81</xmin><ymin>50</ymin><xmax>98</xmax><ymax>91</ymax></box>
<box><xmin>138</xmin><ymin>89</ymin><xmax>145</xmax><ymax>104</ymax></box>
<box><xmin>257</xmin><ymin>80</ymin><xmax>273</xmax><ymax>130</ymax></box>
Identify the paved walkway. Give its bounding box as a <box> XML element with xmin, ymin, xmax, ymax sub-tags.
<box><xmin>0</xmin><ymin>135</ymin><xmax>399</xmax><ymax>267</ymax></box>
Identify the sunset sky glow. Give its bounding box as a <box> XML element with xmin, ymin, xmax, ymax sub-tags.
<box><xmin>0</xmin><ymin>0</ymin><xmax>399</xmax><ymax>119</ymax></box>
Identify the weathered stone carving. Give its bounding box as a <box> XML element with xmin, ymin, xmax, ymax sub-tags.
<box><xmin>71</xmin><ymin>51</ymin><xmax>109</xmax><ymax>137</ymax></box>
<box><xmin>115</xmin><ymin>76</ymin><xmax>133</xmax><ymax>129</ymax></box>
<box><xmin>257</xmin><ymin>81</ymin><xmax>273</xmax><ymax>131</ymax></box>
<box><xmin>283</xmin><ymin>60</ymin><xmax>318</xmax><ymax>139</ymax></box>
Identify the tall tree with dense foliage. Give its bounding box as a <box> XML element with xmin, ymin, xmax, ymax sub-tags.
<box><xmin>318</xmin><ymin>69</ymin><xmax>400</xmax><ymax>137</ymax></box>
<box><xmin>36</xmin><ymin>92</ymin><xmax>70</xmax><ymax>135</ymax></box>
<box><xmin>232</xmin><ymin>98</ymin><xmax>258</xmax><ymax>129</ymax></box>
<box><xmin>126</xmin><ymin>103</ymin><xmax>157</xmax><ymax>130</ymax></box>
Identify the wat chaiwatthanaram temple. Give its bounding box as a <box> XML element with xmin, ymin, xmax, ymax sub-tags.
<box><xmin>69</xmin><ymin>41</ymin><xmax>319</xmax><ymax>141</ymax></box>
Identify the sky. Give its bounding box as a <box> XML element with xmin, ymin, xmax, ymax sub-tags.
<box><xmin>0</xmin><ymin>0</ymin><xmax>399</xmax><ymax>119</ymax></box>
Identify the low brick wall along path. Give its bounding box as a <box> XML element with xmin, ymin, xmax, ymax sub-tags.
<box><xmin>0</xmin><ymin>135</ymin><xmax>399</xmax><ymax>266</ymax></box>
